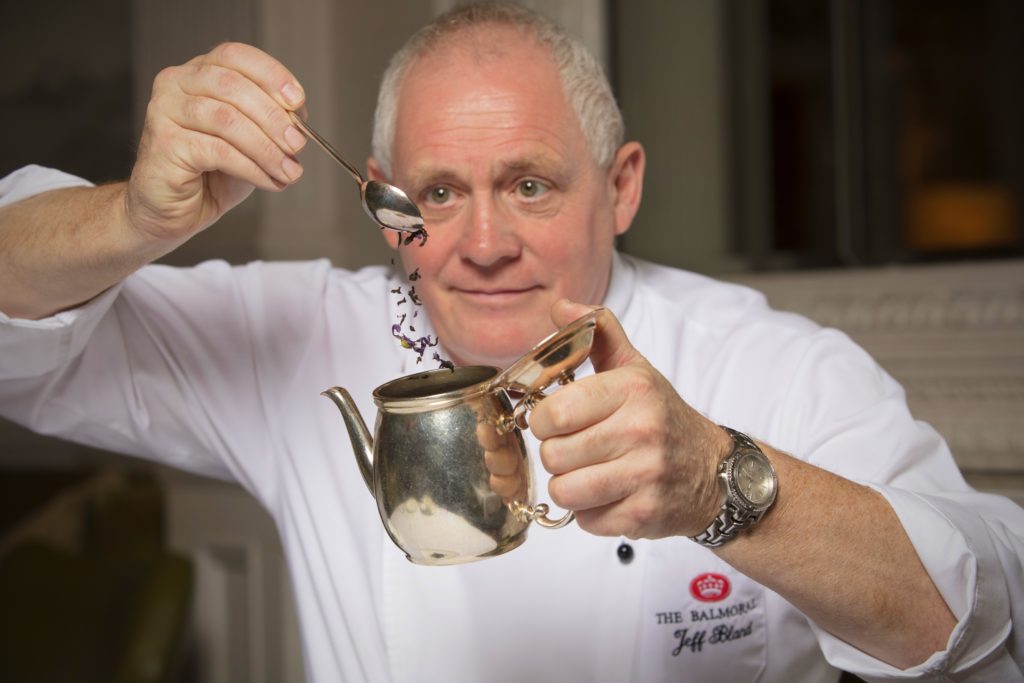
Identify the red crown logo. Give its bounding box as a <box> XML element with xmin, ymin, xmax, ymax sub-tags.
<box><xmin>690</xmin><ymin>572</ymin><xmax>731</xmax><ymax>602</ymax></box>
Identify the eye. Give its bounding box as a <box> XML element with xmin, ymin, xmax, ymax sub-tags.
<box><xmin>516</xmin><ymin>179</ymin><xmax>549</xmax><ymax>199</ymax></box>
<box><xmin>426</xmin><ymin>186</ymin><xmax>452</xmax><ymax>205</ymax></box>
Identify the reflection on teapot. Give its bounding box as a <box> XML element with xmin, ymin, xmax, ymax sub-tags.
<box><xmin>321</xmin><ymin>309</ymin><xmax>601</xmax><ymax>566</ymax></box>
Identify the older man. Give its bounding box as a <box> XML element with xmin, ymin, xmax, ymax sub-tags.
<box><xmin>0</xmin><ymin>3</ymin><xmax>1021</xmax><ymax>682</ymax></box>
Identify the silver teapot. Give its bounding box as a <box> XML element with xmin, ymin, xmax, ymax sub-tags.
<box><xmin>321</xmin><ymin>310</ymin><xmax>600</xmax><ymax>565</ymax></box>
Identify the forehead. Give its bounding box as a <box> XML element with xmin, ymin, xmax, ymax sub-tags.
<box><xmin>404</xmin><ymin>24</ymin><xmax>560</xmax><ymax>98</ymax></box>
<box><xmin>391</xmin><ymin>26</ymin><xmax>587</xmax><ymax>175</ymax></box>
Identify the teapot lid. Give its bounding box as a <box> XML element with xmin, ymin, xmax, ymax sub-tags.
<box><xmin>490</xmin><ymin>308</ymin><xmax>602</xmax><ymax>395</ymax></box>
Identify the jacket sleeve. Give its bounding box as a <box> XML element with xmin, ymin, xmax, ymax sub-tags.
<box><xmin>781</xmin><ymin>329</ymin><xmax>1024</xmax><ymax>681</ymax></box>
<box><xmin>0</xmin><ymin>165</ymin><xmax>122</xmax><ymax>383</ymax></box>
<box><xmin>0</xmin><ymin>166</ymin><xmax>333</xmax><ymax>503</ymax></box>
<box><xmin>0</xmin><ymin>164</ymin><xmax>93</xmax><ymax>207</ymax></box>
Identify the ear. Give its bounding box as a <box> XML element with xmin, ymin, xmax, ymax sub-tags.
<box><xmin>367</xmin><ymin>157</ymin><xmax>402</xmax><ymax>250</ymax></box>
<box><xmin>367</xmin><ymin>156</ymin><xmax>386</xmax><ymax>182</ymax></box>
<box><xmin>607</xmin><ymin>141</ymin><xmax>645</xmax><ymax>237</ymax></box>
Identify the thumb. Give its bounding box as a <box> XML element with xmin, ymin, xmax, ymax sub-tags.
<box><xmin>550</xmin><ymin>298</ymin><xmax>642</xmax><ymax>372</ymax></box>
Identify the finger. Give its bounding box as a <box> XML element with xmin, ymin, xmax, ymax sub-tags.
<box><xmin>538</xmin><ymin>374</ymin><xmax>683</xmax><ymax>477</ymax></box>
<box><xmin>194</xmin><ymin>42</ymin><xmax>306</xmax><ymax>112</ymax></box>
<box><xmin>174</xmin><ymin>125</ymin><xmax>286</xmax><ymax>193</ymax></box>
<box><xmin>557</xmin><ymin>474</ymin><xmax>666</xmax><ymax>539</ymax></box>
<box><xmin>489</xmin><ymin>472</ymin><xmax>527</xmax><ymax>502</ymax></box>
<box><xmin>574</xmin><ymin>500</ymin><xmax>651</xmax><ymax>539</ymax></box>
<box><xmin>165</xmin><ymin>92</ymin><xmax>302</xmax><ymax>186</ymax></box>
<box><xmin>538</xmin><ymin>421</ymin><xmax>625</xmax><ymax>475</ymax></box>
<box><xmin>529</xmin><ymin>366</ymin><xmax>639</xmax><ymax>440</ymax></box>
<box><xmin>550</xmin><ymin>298</ymin><xmax>643</xmax><ymax>373</ymax></box>
<box><xmin>573</xmin><ymin>505</ymin><xmax>620</xmax><ymax>537</ymax></box>
<box><xmin>476</xmin><ymin>420</ymin><xmax>508</xmax><ymax>451</ymax></box>
<box><xmin>483</xmin><ymin>446</ymin><xmax>520</xmax><ymax>477</ymax></box>
<box><xmin>549</xmin><ymin>297</ymin><xmax>598</xmax><ymax>328</ymax></box>
<box><xmin>547</xmin><ymin>458</ymin><xmax>638</xmax><ymax>513</ymax></box>
<box><xmin>178</xmin><ymin>62</ymin><xmax>307</xmax><ymax>157</ymax></box>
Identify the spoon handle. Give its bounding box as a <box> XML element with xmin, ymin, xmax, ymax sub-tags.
<box><xmin>289</xmin><ymin>112</ymin><xmax>365</xmax><ymax>186</ymax></box>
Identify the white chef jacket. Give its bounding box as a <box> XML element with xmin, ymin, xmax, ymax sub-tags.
<box><xmin>1</xmin><ymin>165</ymin><xmax>1022</xmax><ymax>682</ymax></box>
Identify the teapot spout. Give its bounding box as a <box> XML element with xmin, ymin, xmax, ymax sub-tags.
<box><xmin>321</xmin><ymin>387</ymin><xmax>375</xmax><ymax>495</ymax></box>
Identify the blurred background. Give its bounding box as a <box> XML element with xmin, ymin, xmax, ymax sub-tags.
<box><xmin>1</xmin><ymin>1</ymin><xmax>1021</xmax><ymax>681</ymax></box>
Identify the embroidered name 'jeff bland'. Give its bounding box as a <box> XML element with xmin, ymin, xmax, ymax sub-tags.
<box><xmin>653</xmin><ymin>573</ymin><xmax>760</xmax><ymax>656</ymax></box>
<box><xmin>671</xmin><ymin>621</ymin><xmax>755</xmax><ymax>655</ymax></box>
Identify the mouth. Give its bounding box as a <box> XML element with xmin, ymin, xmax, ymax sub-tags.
<box><xmin>452</xmin><ymin>285</ymin><xmax>542</xmax><ymax>304</ymax></box>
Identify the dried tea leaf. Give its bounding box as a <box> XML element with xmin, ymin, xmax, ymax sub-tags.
<box><xmin>388</xmin><ymin>261</ymin><xmax>453</xmax><ymax>370</ymax></box>
<box><xmin>433</xmin><ymin>352</ymin><xmax>455</xmax><ymax>372</ymax></box>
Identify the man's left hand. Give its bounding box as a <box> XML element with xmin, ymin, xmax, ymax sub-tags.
<box><xmin>529</xmin><ymin>300</ymin><xmax>732</xmax><ymax>539</ymax></box>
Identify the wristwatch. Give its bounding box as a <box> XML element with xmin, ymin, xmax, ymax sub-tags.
<box><xmin>691</xmin><ymin>427</ymin><xmax>777</xmax><ymax>548</ymax></box>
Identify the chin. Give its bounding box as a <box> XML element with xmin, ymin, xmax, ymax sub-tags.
<box><xmin>448</xmin><ymin>332</ymin><xmax>538</xmax><ymax>370</ymax></box>
<box><xmin>450</xmin><ymin>345</ymin><xmax>526</xmax><ymax>370</ymax></box>
<box><xmin>432</xmin><ymin>300</ymin><xmax>557</xmax><ymax>369</ymax></box>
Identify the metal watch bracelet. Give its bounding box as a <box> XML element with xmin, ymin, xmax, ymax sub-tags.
<box><xmin>691</xmin><ymin>427</ymin><xmax>770</xmax><ymax>549</ymax></box>
<box><xmin>691</xmin><ymin>502</ymin><xmax>764</xmax><ymax>548</ymax></box>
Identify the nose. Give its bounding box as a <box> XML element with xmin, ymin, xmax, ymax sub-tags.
<box><xmin>456</xmin><ymin>194</ymin><xmax>522</xmax><ymax>268</ymax></box>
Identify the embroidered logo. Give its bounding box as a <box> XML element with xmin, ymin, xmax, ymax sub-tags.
<box><xmin>689</xmin><ymin>573</ymin><xmax>730</xmax><ymax>602</ymax></box>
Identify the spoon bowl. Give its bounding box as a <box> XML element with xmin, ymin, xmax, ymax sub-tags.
<box><xmin>362</xmin><ymin>180</ymin><xmax>426</xmax><ymax>233</ymax></box>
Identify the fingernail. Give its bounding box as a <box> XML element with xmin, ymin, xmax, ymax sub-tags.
<box><xmin>284</xmin><ymin>125</ymin><xmax>306</xmax><ymax>153</ymax></box>
<box><xmin>281</xmin><ymin>82</ymin><xmax>304</xmax><ymax>107</ymax></box>
<box><xmin>282</xmin><ymin>157</ymin><xmax>302</xmax><ymax>182</ymax></box>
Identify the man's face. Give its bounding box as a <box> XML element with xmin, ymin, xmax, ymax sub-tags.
<box><xmin>374</xmin><ymin>28</ymin><xmax>637</xmax><ymax>369</ymax></box>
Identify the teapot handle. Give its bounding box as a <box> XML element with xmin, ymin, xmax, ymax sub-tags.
<box><xmin>501</xmin><ymin>368</ymin><xmax>579</xmax><ymax>530</ymax></box>
<box><xmin>510</xmin><ymin>501</ymin><xmax>575</xmax><ymax>529</ymax></box>
<box><xmin>509</xmin><ymin>366</ymin><xmax>577</xmax><ymax>431</ymax></box>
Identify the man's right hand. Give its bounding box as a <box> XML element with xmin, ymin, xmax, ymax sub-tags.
<box><xmin>126</xmin><ymin>42</ymin><xmax>307</xmax><ymax>246</ymax></box>
<box><xmin>0</xmin><ymin>43</ymin><xmax>308</xmax><ymax>320</ymax></box>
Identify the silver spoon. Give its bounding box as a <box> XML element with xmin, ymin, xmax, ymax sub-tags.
<box><xmin>289</xmin><ymin>112</ymin><xmax>427</xmax><ymax>243</ymax></box>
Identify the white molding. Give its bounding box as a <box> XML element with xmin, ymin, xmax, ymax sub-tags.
<box><xmin>159</xmin><ymin>468</ymin><xmax>306</xmax><ymax>683</ymax></box>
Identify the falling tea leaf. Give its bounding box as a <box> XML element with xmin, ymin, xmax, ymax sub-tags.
<box><xmin>388</xmin><ymin>262</ymin><xmax>453</xmax><ymax>370</ymax></box>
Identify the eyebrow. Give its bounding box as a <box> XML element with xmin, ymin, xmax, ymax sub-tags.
<box><xmin>498</xmin><ymin>151</ymin><xmax>568</xmax><ymax>175</ymax></box>
<box><xmin>501</xmin><ymin>159</ymin><xmax>541</xmax><ymax>173</ymax></box>
<box><xmin>410</xmin><ymin>157</ymin><xmax>568</xmax><ymax>186</ymax></box>
<box><xmin>404</xmin><ymin>168</ymin><xmax>461</xmax><ymax>192</ymax></box>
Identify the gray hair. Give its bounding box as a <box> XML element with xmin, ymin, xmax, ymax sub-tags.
<box><xmin>371</xmin><ymin>1</ymin><xmax>624</xmax><ymax>178</ymax></box>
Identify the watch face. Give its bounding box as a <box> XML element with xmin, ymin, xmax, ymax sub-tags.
<box><xmin>734</xmin><ymin>452</ymin><xmax>776</xmax><ymax>507</ymax></box>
